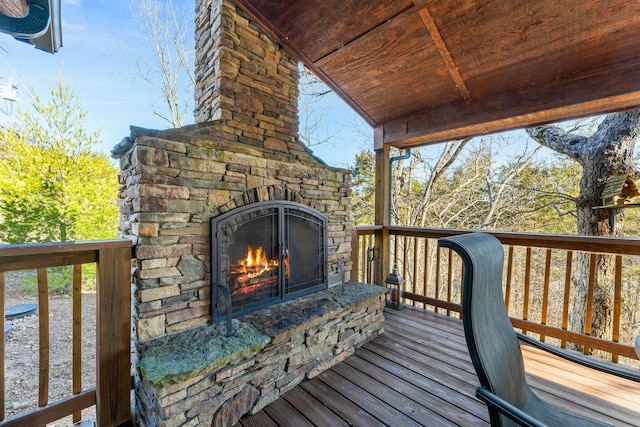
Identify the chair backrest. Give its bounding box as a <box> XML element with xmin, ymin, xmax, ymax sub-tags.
<box><xmin>439</xmin><ymin>233</ymin><xmax>528</xmax><ymax>406</ymax></box>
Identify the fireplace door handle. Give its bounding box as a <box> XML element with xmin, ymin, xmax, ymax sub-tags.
<box><xmin>213</xmin><ymin>283</ymin><xmax>233</xmax><ymax>337</ymax></box>
<box><xmin>329</xmin><ymin>261</ymin><xmax>346</xmax><ymax>295</ymax></box>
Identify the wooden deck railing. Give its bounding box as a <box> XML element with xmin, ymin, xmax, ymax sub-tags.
<box><xmin>353</xmin><ymin>226</ymin><xmax>640</xmax><ymax>364</ymax></box>
<box><xmin>0</xmin><ymin>240</ymin><xmax>132</xmax><ymax>427</ymax></box>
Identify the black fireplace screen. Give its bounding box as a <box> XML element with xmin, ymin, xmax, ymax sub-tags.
<box><xmin>211</xmin><ymin>201</ymin><xmax>328</xmax><ymax>321</ymax></box>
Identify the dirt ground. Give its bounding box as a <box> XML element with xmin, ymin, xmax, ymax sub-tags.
<box><xmin>4</xmin><ymin>271</ymin><xmax>97</xmax><ymax>426</ymax></box>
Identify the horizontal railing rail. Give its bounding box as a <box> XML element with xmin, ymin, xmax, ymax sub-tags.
<box><xmin>353</xmin><ymin>226</ymin><xmax>640</xmax><ymax>364</ymax></box>
<box><xmin>0</xmin><ymin>240</ymin><xmax>132</xmax><ymax>427</ymax></box>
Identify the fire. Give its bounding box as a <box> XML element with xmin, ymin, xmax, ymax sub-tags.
<box><xmin>235</xmin><ymin>246</ymin><xmax>278</xmax><ymax>279</ymax></box>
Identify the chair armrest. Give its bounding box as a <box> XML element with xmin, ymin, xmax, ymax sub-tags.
<box><xmin>517</xmin><ymin>332</ymin><xmax>640</xmax><ymax>383</ymax></box>
<box><xmin>475</xmin><ymin>387</ymin><xmax>549</xmax><ymax>427</ymax></box>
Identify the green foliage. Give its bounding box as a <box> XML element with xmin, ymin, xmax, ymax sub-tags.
<box><xmin>18</xmin><ymin>264</ymin><xmax>97</xmax><ymax>295</ymax></box>
<box><xmin>349</xmin><ymin>150</ymin><xmax>375</xmax><ymax>225</ymax></box>
<box><xmin>20</xmin><ymin>266</ymin><xmax>73</xmax><ymax>295</ymax></box>
<box><xmin>0</xmin><ymin>77</ymin><xmax>119</xmax><ymax>244</ymax></box>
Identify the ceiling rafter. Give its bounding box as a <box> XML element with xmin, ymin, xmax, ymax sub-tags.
<box><xmin>417</xmin><ymin>6</ymin><xmax>472</xmax><ymax>103</ymax></box>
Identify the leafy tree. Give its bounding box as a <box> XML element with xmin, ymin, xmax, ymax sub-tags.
<box><xmin>349</xmin><ymin>150</ymin><xmax>376</xmax><ymax>225</ymax></box>
<box><xmin>0</xmin><ymin>78</ymin><xmax>119</xmax><ymax>244</ymax></box>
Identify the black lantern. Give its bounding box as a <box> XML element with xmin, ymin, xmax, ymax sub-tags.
<box><xmin>385</xmin><ymin>265</ymin><xmax>404</xmax><ymax>309</ymax></box>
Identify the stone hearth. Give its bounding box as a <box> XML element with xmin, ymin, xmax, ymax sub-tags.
<box><xmin>137</xmin><ymin>283</ymin><xmax>384</xmax><ymax>426</ymax></box>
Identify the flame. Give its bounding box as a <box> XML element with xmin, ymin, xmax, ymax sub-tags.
<box><xmin>235</xmin><ymin>246</ymin><xmax>278</xmax><ymax>279</ymax></box>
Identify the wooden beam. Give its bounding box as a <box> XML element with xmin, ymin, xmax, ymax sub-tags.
<box><xmin>417</xmin><ymin>7</ymin><xmax>471</xmax><ymax>102</ymax></box>
<box><xmin>374</xmin><ymin>141</ymin><xmax>390</xmax><ymax>285</ymax></box>
<box><xmin>382</xmin><ymin>58</ymin><xmax>640</xmax><ymax>147</ymax></box>
<box><xmin>38</xmin><ymin>268</ymin><xmax>50</xmax><ymax>409</ymax></box>
<box><xmin>0</xmin><ymin>390</ymin><xmax>96</xmax><ymax>427</ymax></box>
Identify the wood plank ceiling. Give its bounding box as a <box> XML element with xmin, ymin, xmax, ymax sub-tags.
<box><xmin>235</xmin><ymin>0</ymin><xmax>640</xmax><ymax>149</ymax></box>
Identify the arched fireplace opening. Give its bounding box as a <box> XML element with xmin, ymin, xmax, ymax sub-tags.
<box><xmin>211</xmin><ymin>201</ymin><xmax>328</xmax><ymax>320</ymax></box>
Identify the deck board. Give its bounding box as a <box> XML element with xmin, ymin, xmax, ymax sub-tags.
<box><xmin>239</xmin><ymin>306</ymin><xmax>640</xmax><ymax>426</ymax></box>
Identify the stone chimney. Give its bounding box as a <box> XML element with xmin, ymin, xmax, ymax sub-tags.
<box><xmin>194</xmin><ymin>0</ymin><xmax>300</xmax><ymax>153</ymax></box>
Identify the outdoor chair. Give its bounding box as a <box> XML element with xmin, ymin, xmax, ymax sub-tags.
<box><xmin>439</xmin><ymin>232</ymin><xmax>640</xmax><ymax>427</ymax></box>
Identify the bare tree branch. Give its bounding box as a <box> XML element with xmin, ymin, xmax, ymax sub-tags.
<box><xmin>525</xmin><ymin>126</ymin><xmax>586</xmax><ymax>163</ymax></box>
<box><xmin>129</xmin><ymin>0</ymin><xmax>194</xmax><ymax>128</ymax></box>
<box><xmin>481</xmin><ymin>145</ymin><xmax>543</xmax><ymax>229</ymax></box>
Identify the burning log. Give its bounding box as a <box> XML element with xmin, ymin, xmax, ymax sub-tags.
<box><xmin>229</xmin><ymin>246</ymin><xmax>279</xmax><ymax>295</ymax></box>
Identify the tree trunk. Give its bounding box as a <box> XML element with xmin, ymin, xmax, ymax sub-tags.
<box><xmin>526</xmin><ymin>111</ymin><xmax>640</xmax><ymax>352</ymax></box>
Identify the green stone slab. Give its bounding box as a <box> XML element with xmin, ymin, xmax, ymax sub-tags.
<box><xmin>140</xmin><ymin>319</ymin><xmax>270</xmax><ymax>388</ymax></box>
<box><xmin>239</xmin><ymin>282</ymin><xmax>386</xmax><ymax>344</ymax></box>
<box><xmin>327</xmin><ymin>282</ymin><xmax>386</xmax><ymax>307</ymax></box>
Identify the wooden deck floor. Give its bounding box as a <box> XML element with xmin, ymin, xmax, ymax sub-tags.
<box><xmin>238</xmin><ymin>306</ymin><xmax>640</xmax><ymax>427</ymax></box>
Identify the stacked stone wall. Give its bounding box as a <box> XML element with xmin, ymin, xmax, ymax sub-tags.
<box><xmin>194</xmin><ymin>0</ymin><xmax>300</xmax><ymax>151</ymax></box>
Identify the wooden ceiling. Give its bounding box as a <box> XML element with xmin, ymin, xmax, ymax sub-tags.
<box><xmin>235</xmin><ymin>0</ymin><xmax>640</xmax><ymax>148</ymax></box>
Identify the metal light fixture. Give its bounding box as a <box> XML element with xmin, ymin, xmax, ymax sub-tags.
<box><xmin>385</xmin><ymin>265</ymin><xmax>404</xmax><ymax>309</ymax></box>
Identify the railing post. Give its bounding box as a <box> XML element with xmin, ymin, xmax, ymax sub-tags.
<box><xmin>0</xmin><ymin>272</ymin><xmax>4</xmax><ymax>421</ymax></box>
<box><xmin>351</xmin><ymin>228</ymin><xmax>360</xmax><ymax>281</ymax></box>
<box><xmin>96</xmin><ymin>246</ymin><xmax>132</xmax><ymax>426</ymax></box>
<box><xmin>374</xmin><ymin>136</ymin><xmax>390</xmax><ymax>286</ymax></box>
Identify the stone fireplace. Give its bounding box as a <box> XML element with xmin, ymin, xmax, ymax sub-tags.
<box><xmin>112</xmin><ymin>0</ymin><xmax>385</xmax><ymax>425</ymax></box>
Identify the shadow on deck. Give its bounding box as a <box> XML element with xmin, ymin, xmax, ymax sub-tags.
<box><xmin>238</xmin><ymin>306</ymin><xmax>640</xmax><ymax>427</ymax></box>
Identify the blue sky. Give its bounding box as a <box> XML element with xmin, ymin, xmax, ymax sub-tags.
<box><xmin>0</xmin><ymin>0</ymin><xmax>371</xmax><ymax>168</ymax></box>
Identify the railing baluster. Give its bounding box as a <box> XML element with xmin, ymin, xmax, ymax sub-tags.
<box><xmin>402</xmin><ymin>235</ymin><xmax>408</xmax><ymax>273</ymax></box>
<box><xmin>412</xmin><ymin>237</ymin><xmax>418</xmax><ymax>306</ymax></box>
<box><xmin>360</xmin><ymin>235</ymin><xmax>367</xmax><ymax>282</ymax></box>
<box><xmin>522</xmin><ymin>248</ymin><xmax>532</xmax><ymax>334</ymax></box>
<box><xmin>561</xmin><ymin>251</ymin><xmax>573</xmax><ymax>348</ymax></box>
<box><xmin>447</xmin><ymin>248</ymin><xmax>453</xmax><ymax>317</ymax></box>
<box><xmin>423</xmin><ymin>238</ymin><xmax>430</xmax><ymax>307</ymax></box>
<box><xmin>584</xmin><ymin>253</ymin><xmax>597</xmax><ymax>355</ymax></box>
<box><xmin>540</xmin><ymin>249</ymin><xmax>552</xmax><ymax>342</ymax></box>
<box><xmin>393</xmin><ymin>235</ymin><xmax>399</xmax><ymax>269</ymax></box>
<box><xmin>0</xmin><ymin>271</ymin><xmax>5</xmax><ymax>421</ymax></box>
<box><xmin>435</xmin><ymin>246</ymin><xmax>441</xmax><ymax>314</ymax></box>
<box><xmin>72</xmin><ymin>264</ymin><xmax>83</xmax><ymax>423</ymax></box>
<box><xmin>505</xmin><ymin>246</ymin><xmax>514</xmax><ymax>312</ymax></box>
<box><xmin>612</xmin><ymin>255</ymin><xmax>622</xmax><ymax>363</ymax></box>
<box><xmin>461</xmin><ymin>256</ymin><xmax>465</xmax><ymax>312</ymax></box>
<box><xmin>37</xmin><ymin>268</ymin><xmax>50</xmax><ymax>415</ymax></box>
